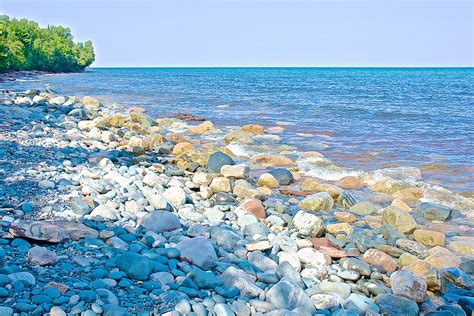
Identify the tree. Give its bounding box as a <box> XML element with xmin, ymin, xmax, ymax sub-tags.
<box><xmin>0</xmin><ymin>15</ymin><xmax>95</xmax><ymax>72</ymax></box>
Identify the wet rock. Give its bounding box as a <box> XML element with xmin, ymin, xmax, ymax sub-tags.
<box><xmin>176</xmin><ymin>236</ymin><xmax>218</xmax><ymax>269</ymax></box>
<box><xmin>241</xmin><ymin>123</ymin><xmax>264</xmax><ymax>135</ymax></box>
<box><xmin>441</xmin><ymin>267</ymin><xmax>473</xmax><ymax>289</ymax></box>
<box><xmin>390</xmin><ymin>270</ymin><xmax>427</xmax><ymax>302</ymax></box>
<box><xmin>337</xmin><ymin>176</ymin><xmax>364</xmax><ymax>189</ymax></box>
<box><xmin>207</xmin><ymin>152</ymin><xmax>235</xmax><ymax>173</ymax></box>
<box><xmin>252</xmin><ymin>154</ymin><xmax>293</xmax><ymax>166</ymax></box>
<box><xmin>27</xmin><ymin>246</ymin><xmax>58</xmax><ymax>266</ymax></box>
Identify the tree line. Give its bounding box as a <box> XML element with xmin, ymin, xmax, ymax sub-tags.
<box><xmin>0</xmin><ymin>15</ymin><xmax>95</xmax><ymax>72</ymax></box>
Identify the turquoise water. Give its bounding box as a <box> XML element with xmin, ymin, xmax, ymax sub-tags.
<box><xmin>5</xmin><ymin>68</ymin><xmax>474</xmax><ymax>192</ymax></box>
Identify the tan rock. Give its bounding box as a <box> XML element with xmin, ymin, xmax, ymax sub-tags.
<box><xmin>224</xmin><ymin>130</ymin><xmax>253</xmax><ymax>143</ymax></box>
<box><xmin>299</xmin><ymin>192</ymin><xmax>334</xmax><ymax>212</ymax></box>
<box><xmin>362</xmin><ymin>249</ymin><xmax>398</xmax><ymax>272</ymax></box>
<box><xmin>404</xmin><ymin>260</ymin><xmax>442</xmax><ymax>291</ymax></box>
<box><xmin>413</xmin><ymin>229</ymin><xmax>445</xmax><ymax>247</ymax></box>
<box><xmin>257</xmin><ymin>173</ymin><xmax>279</xmax><ymax>188</ymax></box>
<box><xmin>316</xmin><ymin>183</ymin><xmax>342</xmax><ymax>199</ymax></box>
<box><xmin>188</xmin><ymin>121</ymin><xmax>215</xmax><ymax>134</ymax></box>
<box><xmin>447</xmin><ymin>237</ymin><xmax>474</xmax><ymax>256</ymax></box>
<box><xmin>399</xmin><ymin>252</ymin><xmax>418</xmax><ymax>268</ymax></box>
<box><xmin>221</xmin><ymin>164</ymin><xmax>250</xmax><ymax>179</ymax></box>
<box><xmin>393</xmin><ymin>187</ymin><xmax>423</xmax><ymax>202</ymax></box>
<box><xmin>301</xmin><ymin>178</ymin><xmax>319</xmax><ymax>192</ymax></box>
<box><xmin>336</xmin><ymin>176</ymin><xmax>363</xmax><ymax>189</ymax></box>
<box><xmin>334</xmin><ymin>211</ymin><xmax>356</xmax><ymax>223</ymax></box>
<box><xmin>246</xmin><ymin>240</ymin><xmax>271</xmax><ymax>251</ymax></box>
<box><xmin>233</xmin><ymin>184</ymin><xmax>265</xmax><ymax>200</ymax></box>
<box><xmin>382</xmin><ymin>206</ymin><xmax>417</xmax><ymax>234</ymax></box>
<box><xmin>241</xmin><ymin>124</ymin><xmax>264</xmax><ymax>135</ymax></box>
<box><xmin>252</xmin><ymin>154</ymin><xmax>293</xmax><ymax>166</ymax></box>
<box><xmin>172</xmin><ymin>142</ymin><xmax>193</xmax><ymax>156</ymax></box>
<box><xmin>209</xmin><ymin>177</ymin><xmax>232</xmax><ymax>193</ymax></box>
<box><xmin>391</xmin><ymin>198</ymin><xmax>412</xmax><ymax>212</ymax></box>
<box><xmin>349</xmin><ymin>201</ymin><xmax>376</xmax><ymax>215</ymax></box>
<box><xmin>326</xmin><ymin>223</ymin><xmax>353</xmax><ymax>235</ymax></box>
<box><xmin>425</xmin><ymin>246</ymin><xmax>461</xmax><ymax>268</ymax></box>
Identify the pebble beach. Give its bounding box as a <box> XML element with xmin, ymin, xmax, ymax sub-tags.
<box><xmin>0</xmin><ymin>82</ymin><xmax>473</xmax><ymax>316</ymax></box>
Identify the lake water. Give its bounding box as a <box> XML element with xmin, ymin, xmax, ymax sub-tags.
<box><xmin>4</xmin><ymin>67</ymin><xmax>474</xmax><ymax>194</ymax></box>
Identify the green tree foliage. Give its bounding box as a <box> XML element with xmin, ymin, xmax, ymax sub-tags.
<box><xmin>0</xmin><ymin>15</ymin><xmax>94</xmax><ymax>72</ymax></box>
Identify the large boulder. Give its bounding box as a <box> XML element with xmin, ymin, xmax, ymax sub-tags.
<box><xmin>116</xmin><ymin>252</ymin><xmax>153</xmax><ymax>281</ymax></box>
<box><xmin>138</xmin><ymin>211</ymin><xmax>180</xmax><ymax>233</ymax></box>
<box><xmin>266</xmin><ymin>278</ymin><xmax>316</xmax><ymax>314</ymax></box>
<box><xmin>176</xmin><ymin>237</ymin><xmax>218</xmax><ymax>270</ymax></box>
<box><xmin>207</xmin><ymin>152</ymin><xmax>235</xmax><ymax>173</ymax></box>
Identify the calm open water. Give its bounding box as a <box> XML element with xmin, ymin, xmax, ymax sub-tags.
<box><xmin>5</xmin><ymin>68</ymin><xmax>474</xmax><ymax>193</ymax></box>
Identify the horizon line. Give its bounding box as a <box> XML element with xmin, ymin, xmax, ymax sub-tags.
<box><xmin>88</xmin><ymin>66</ymin><xmax>474</xmax><ymax>69</ymax></box>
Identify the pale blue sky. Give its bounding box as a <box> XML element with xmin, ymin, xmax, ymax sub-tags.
<box><xmin>1</xmin><ymin>0</ymin><xmax>472</xmax><ymax>67</ymax></box>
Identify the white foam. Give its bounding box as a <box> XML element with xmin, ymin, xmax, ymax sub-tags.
<box><xmin>297</xmin><ymin>156</ymin><xmax>363</xmax><ymax>181</ymax></box>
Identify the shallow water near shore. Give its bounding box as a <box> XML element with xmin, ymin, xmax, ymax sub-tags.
<box><xmin>3</xmin><ymin>67</ymin><xmax>473</xmax><ymax>195</ymax></box>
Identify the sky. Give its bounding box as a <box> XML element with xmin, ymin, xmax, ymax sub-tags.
<box><xmin>1</xmin><ymin>0</ymin><xmax>472</xmax><ymax>67</ymax></box>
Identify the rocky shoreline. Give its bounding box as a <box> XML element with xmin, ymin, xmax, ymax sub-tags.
<box><xmin>0</xmin><ymin>87</ymin><xmax>472</xmax><ymax>316</ymax></box>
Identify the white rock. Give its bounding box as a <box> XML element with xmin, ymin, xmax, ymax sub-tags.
<box><xmin>277</xmin><ymin>251</ymin><xmax>301</xmax><ymax>272</ymax></box>
<box><xmin>293</xmin><ymin>210</ymin><xmax>324</xmax><ymax>237</ymax></box>
<box><xmin>90</xmin><ymin>205</ymin><xmax>118</xmax><ymax>220</ymax></box>
<box><xmin>163</xmin><ymin>186</ymin><xmax>187</xmax><ymax>208</ymax></box>
<box><xmin>143</xmin><ymin>172</ymin><xmax>163</xmax><ymax>187</ymax></box>
<box><xmin>297</xmin><ymin>248</ymin><xmax>331</xmax><ymax>265</ymax></box>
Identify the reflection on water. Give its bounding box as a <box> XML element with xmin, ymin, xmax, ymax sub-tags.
<box><xmin>3</xmin><ymin>67</ymin><xmax>473</xmax><ymax>192</ymax></box>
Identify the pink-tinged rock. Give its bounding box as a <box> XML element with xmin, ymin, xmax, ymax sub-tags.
<box><xmin>362</xmin><ymin>248</ymin><xmax>398</xmax><ymax>272</ymax></box>
<box><xmin>176</xmin><ymin>236</ymin><xmax>218</xmax><ymax>270</ymax></box>
<box><xmin>318</xmin><ymin>246</ymin><xmax>355</xmax><ymax>259</ymax></box>
<box><xmin>279</xmin><ymin>188</ymin><xmax>310</xmax><ymax>197</ymax></box>
<box><xmin>27</xmin><ymin>246</ymin><xmax>58</xmax><ymax>266</ymax></box>
<box><xmin>239</xmin><ymin>198</ymin><xmax>266</xmax><ymax>219</ymax></box>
